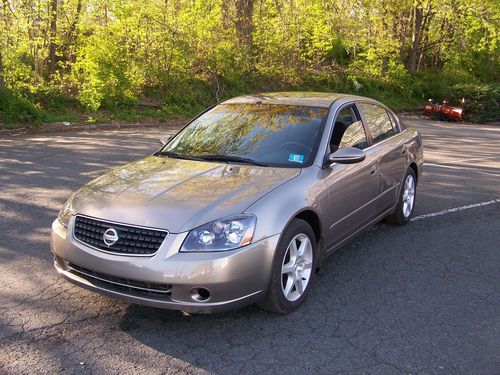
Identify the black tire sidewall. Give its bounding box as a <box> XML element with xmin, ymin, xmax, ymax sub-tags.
<box><xmin>268</xmin><ymin>219</ymin><xmax>318</xmax><ymax>313</ymax></box>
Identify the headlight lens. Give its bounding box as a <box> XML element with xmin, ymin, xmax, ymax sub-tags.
<box><xmin>57</xmin><ymin>198</ymin><xmax>74</xmax><ymax>228</ymax></box>
<box><xmin>181</xmin><ymin>214</ymin><xmax>256</xmax><ymax>252</ymax></box>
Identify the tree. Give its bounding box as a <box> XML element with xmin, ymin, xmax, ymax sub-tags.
<box><xmin>0</xmin><ymin>0</ymin><xmax>498</xmax><ymax>120</ymax></box>
<box><xmin>234</xmin><ymin>0</ymin><xmax>254</xmax><ymax>50</ymax></box>
<box><xmin>47</xmin><ymin>0</ymin><xmax>58</xmax><ymax>75</ymax></box>
<box><xmin>0</xmin><ymin>51</ymin><xmax>5</xmax><ymax>91</ymax></box>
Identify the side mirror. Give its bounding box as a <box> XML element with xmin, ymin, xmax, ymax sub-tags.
<box><xmin>325</xmin><ymin>147</ymin><xmax>366</xmax><ymax>166</ymax></box>
<box><xmin>160</xmin><ymin>135</ymin><xmax>173</xmax><ymax>146</ymax></box>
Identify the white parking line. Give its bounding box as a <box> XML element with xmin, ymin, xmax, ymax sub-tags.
<box><xmin>411</xmin><ymin>199</ymin><xmax>500</xmax><ymax>222</ymax></box>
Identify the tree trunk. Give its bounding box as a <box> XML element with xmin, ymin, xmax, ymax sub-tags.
<box><xmin>104</xmin><ymin>3</ymin><xmax>108</xmax><ymax>27</ymax></box>
<box><xmin>407</xmin><ymin>2</ymin><xmax>423</xmax><ymax>73</ymax></box>
<box><xmin>1</xmin><ymin>0</ymin><xmax>11</xmax><ymax>90</ymax></box>
<box><xmin>66</xmin><ymin>0</ymin><xmax>82</xmax><ymax>63</ymax></box>
<box><xmin>0</xmin><ymin>51</ymin><xmax>5</xmax><ymax>92</ymax></box>
<box><xmin>235</xmin><ymin>0</ymin><xmax>254</xmax><ymax>50</ymax></box>
<box><xmin>381</xmin><ymin>56</ymin><xmax>388</xmax><ymax>76</ymax></box>
<box><xmin>221</xmin><ymin>0</ymin><xmax>232</xmax><ymax>30</ymax></box>
<box><xmin>48</xmin><ymin>0</ymin><xmax>58</xmax><ymax>76</ymax></box>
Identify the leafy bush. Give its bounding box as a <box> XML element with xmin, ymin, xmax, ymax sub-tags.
<box><xmin>71</xmin><ymin>33</ymin><xmax>140</xmax><ymax>111</ymax></box>
<box><xmin>452</xmin><ymin>83</ymin><xmax>500</xmax><ymax>122</ymax></box>
<box><xmin>0</xmin><ymin>90</ymin><xmax>46</xmax><ymax>124</ymax></box>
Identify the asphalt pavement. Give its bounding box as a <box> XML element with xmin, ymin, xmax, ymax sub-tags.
<box><xmin>0</xmin><ymin>118</ymin><xmax>499</xmax><ymax>374</ymax></box>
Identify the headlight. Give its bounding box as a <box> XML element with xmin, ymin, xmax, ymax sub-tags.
<box><xmin>57</xmin><ymin>197</ymin><xmax>74</xmax><ymax>228</ymax></box>
<box><xmin>181</xmin><ymin>214</ymin><xmax>256</xmax><ymax>252</ymax></box>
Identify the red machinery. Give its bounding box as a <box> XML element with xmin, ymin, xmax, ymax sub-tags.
<box><xmin>424</xmin><ymin>99</ymin><xmax>464</xmax><ymax>121</ymax></box>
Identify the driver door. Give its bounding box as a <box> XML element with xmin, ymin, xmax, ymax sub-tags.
<box><xmin>322</xmin><ymin>105</ymin><xmax>379</xmax><ymax>251</ymax></box>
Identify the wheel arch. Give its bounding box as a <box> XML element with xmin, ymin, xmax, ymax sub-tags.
<box><xmin>294</xmin><ymin>209</ymin><xmax>322</xmax><ymax>245</ymax></box>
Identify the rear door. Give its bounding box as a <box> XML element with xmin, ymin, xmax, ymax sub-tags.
<box><xmin>358</xmin><ymin>103</ymin><xmax>407</xmax><ymax>215</ymax></box>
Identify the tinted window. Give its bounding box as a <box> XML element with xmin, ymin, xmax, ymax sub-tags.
<box><xmin>359</xmin><ymin>103</ymin><xmax>395</xmax><ymax>143</ymax></box>
<box><xmin>388</xmin><ymin>112</ymin><xmax>401</xmax><ymax>131</ymax></box>
<box><xmin>339</xmin><ymin>121</ymin><xmax>368</xmax><ymax>149</ymax></box>
<box><xmin>330</xmin><ymin>106</ymin><xmax>368</xmax><ymax>151</ymax></box>
<box><xmin>162</xmin><ymin>104</ymin><xmax>328</xmax><ymax>168</ymax></box>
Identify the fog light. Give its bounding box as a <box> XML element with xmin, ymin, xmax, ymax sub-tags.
<box><xmin>190</xmin><ymin>287</ymin><xmax>211</xmax><ymax>302</ymax></box>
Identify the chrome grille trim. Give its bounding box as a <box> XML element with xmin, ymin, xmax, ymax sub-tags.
<box><xmin>73</xmin><ymin>214</ymin><xmax>169</xmax><ymax>257</ymax></box>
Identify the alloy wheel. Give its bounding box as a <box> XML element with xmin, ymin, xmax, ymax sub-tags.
<box><xmin>402</xmin><ymin>174</ymin><xmax>416</xmax><ymax>218</ymax></box>
<box><xmin>281</xmin><ymin>233</ymin><xmax>313</xmax><ymax>302</ymax></box>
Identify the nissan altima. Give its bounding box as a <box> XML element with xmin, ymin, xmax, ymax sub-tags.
<box><xmin>51</xmin><ymin>92</ymin><xmax>423</xmax><ymax>314</ymax></box>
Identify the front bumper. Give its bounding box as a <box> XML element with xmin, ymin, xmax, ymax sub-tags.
<box><xmin>50</xmin><ymin>218</ymin><xmax>279</xmax><ymax>313</ymax></box>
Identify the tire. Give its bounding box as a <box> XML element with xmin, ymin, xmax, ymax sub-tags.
<box><xmin>385</xmin><ymin>168</ymin><xmax>417</xmax><ymax>226</ymax></box>
<box><xmin>258</xmin><ymin>219</ymin><xmax>318</xmax><ymax>314</ymax></box>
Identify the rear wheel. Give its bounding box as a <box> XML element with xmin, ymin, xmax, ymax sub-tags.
<box><xmin>385</xmin><ymin>168</ymin><xmax>417</xmax><ymax>226</ymax></box>
<box><xmin>258</xmin><ymin>219</ymin><xmax>317</xmax><ymax>314</ymax></box>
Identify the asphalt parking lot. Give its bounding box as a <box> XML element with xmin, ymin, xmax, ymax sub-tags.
<box><xmin>0</xmin><ymin>118</ymin><xmax>499</xmax><ymax>374</ymax></box>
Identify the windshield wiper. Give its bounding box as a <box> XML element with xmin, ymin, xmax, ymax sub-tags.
<box><xmin>196</xmin><ymin>154</ymin><xmax>268</xmax><ymax>167</ymax></box>
<box><xmin>156</xmin><ymin>151</ymin><xmax>206</xmax><ymax>162</ymax></box>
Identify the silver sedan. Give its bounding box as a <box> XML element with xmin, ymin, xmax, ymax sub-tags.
<box><xmin>51</xmin><ymin>92</ymin><xmax>423</xmax><ymax>314</ymax></box>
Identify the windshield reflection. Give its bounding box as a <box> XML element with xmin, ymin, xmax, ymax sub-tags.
<box><xmin>161</xmin><ymin>104</ymin><xmax>328</xmax><ymax>168</ymax></box>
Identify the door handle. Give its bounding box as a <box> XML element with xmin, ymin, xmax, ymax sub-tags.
<box><xmin>401</xmin><ymin>146</ymin><xmax>407</xmax><ymax>155</ymax></box>
<box><xmin>369</xmin><ymin>165</ymin><xmax>377</xmax><ymax>175</ymax></box>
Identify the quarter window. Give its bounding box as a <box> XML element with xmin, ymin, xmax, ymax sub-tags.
<box><xmin>359</xmin><ymin>103</ymin><xmax>396</xmax><ymax>143</ymax></box>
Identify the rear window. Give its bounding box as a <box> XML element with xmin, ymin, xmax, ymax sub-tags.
<box><xmin>359</xmin><ymin>103</ymin><xmax>396</xmax><ymax>143</ymax></box>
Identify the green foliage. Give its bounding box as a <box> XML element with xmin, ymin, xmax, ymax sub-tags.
<box><xmin>0</xmin><ymin>0</ymin><xmax>498</xmax><ymax>124</ymax></box>
<box><xmin>71</xmin><ymin>33</ymin><xmax>139</xmax><ymax>111</ymax></box>
<box><xmin>0</xmin><ymin>90</ymin><xmax>46</xmax><ymax>123</ymax></box>
<box><xmin>451</xmin><ymin>83</ymin><xmax>500</xmax><ymax>122</ymax></box>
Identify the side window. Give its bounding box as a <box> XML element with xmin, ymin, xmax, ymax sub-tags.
<box><xmin>330</xmin><ymin>106</ymin><xmax>368</xmax><ymax>151</ymax></box>
<box><xmin>339</xmin><ymin>121</ymin><xmax>368</xmax><ymax>150</ymax></box>
<box><xmin>388</xmin><ymin>112</ymin><xmax>401</xmax><ymax>132</ymax></box>
<box><xmin>359</xmin><ymin>103</ymin><xmax>396</xmax><ymax>143</ymax></box>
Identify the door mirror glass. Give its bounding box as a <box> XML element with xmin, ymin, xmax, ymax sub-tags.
<box><xmin>326</xmin><ymin>147</ymin><xmax>366</xmax><ymax>166</ymax></box>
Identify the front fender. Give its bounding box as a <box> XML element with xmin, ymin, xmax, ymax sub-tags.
<box><xmin>244</xmin><ymin>166</ymin><xmax>327</xmax><ymax>244</ymax></box>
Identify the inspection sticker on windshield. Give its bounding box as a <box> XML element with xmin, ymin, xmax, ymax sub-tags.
<box><xmin>288</xmin><ymin>154</ymin><xmax>304</xmax><ymax>164</ymax></box>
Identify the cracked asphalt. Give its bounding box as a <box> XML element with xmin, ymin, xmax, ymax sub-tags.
<box><xmin>0</xmin><ymin>119</ymin><xmax>499</xmax><ymax>374</ymax></box>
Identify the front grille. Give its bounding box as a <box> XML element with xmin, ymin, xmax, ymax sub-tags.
<box><xmin>68</xmin><ymin>263</ymin><xmax>172</xmax><ymax>297</ymax></box>
<box><xmin>73</xmin><ymin>215</ymin><xmax>168</xmax><ymax>256</ymax></box>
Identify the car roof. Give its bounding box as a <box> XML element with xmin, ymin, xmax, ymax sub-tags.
<box><xmin>222</xmin><ymin>92</ymin><xmax>369</xmax><ymax>108</ymax></box>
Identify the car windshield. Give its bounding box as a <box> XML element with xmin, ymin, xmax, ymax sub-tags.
<box><xmin>159</xmin><ymin>103</ymin><xmax>328</xmax><ymax>168</ymax></box>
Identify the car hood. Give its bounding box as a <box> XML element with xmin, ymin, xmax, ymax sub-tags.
<box><xmin>71</xmin><ymin>155</ymin><xmax>300</xmax><ymax>233</ymax></box>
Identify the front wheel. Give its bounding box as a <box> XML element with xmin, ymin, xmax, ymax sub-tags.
<box><xmin>385</xmin><ymin>168</ymin><xmax>417</xmax><ymax>226</ymax></box>
<box><xmin>258</xmin><ymin>219</ymin><xmax>317</xmax><ymax>314</ymax></box>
